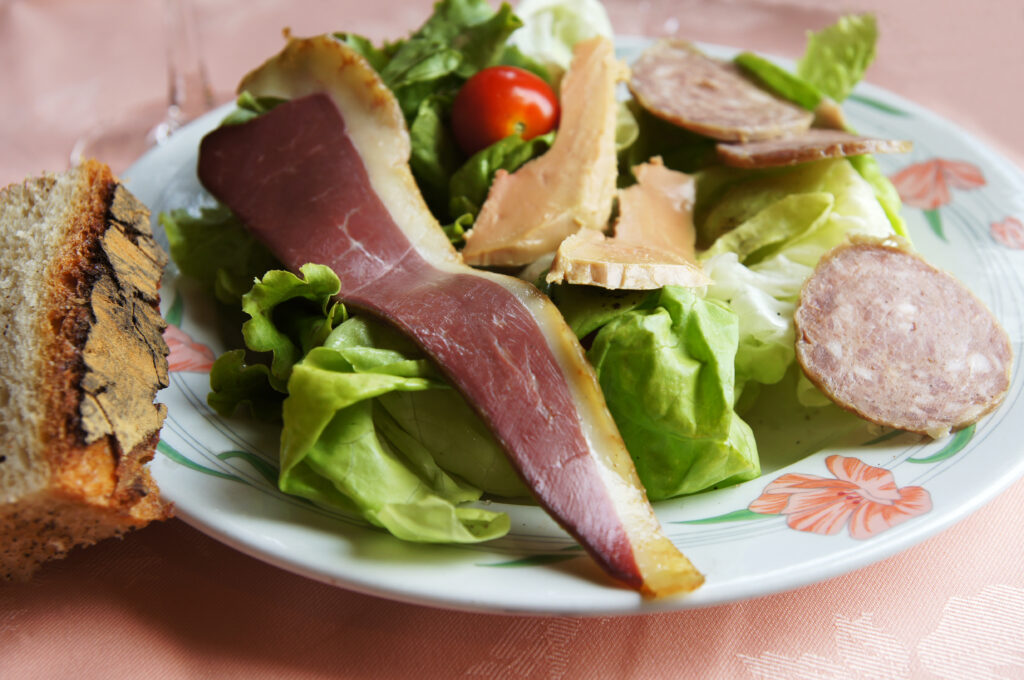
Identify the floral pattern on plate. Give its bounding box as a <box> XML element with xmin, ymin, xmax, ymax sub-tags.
<box><xmin>748</xmin><ymin>455</ymin><xmax>932</xmax><ymax>539</ymax></box>
<box><xmin>889</xmin><ymin>158</ymin><xmax>986</xmax><ymax>240</ymax></box>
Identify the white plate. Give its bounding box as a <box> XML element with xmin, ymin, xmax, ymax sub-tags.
<box><xmin>123</xmin><ymin>39</ymin><xmax>1024</xmax><ymax>616</ymax></box>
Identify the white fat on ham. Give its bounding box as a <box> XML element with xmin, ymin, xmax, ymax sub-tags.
<box><xmin>461</xmin><ymin>36</ymin><xmax>625</xmax><ymax>267</ymax></box>
<box><xmin>547</xmin><ymin>159</ymin><xmax>709</xmax><ymax>289</ymax></box>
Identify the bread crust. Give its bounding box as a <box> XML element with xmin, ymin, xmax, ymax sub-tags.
<box><xmin>1</xmin><ymin>161</ymin><xmax>170</xmax><ymax>580</ymax></box>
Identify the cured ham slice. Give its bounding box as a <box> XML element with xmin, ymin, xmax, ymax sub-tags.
<box><xmin>461</xmin><ymin>37</ymin><xmax>624</xmax><ymax>267</ymax></box>
<box><xmin>547</xmin><ymin>159</ymin><xmax>709</xmax><ymax>289</ymax></box>
<box><xmin>197</xmin><ymin>35</ymin><xmax>702</xmax><ymax>597</ymax></box>
<box><xmin>718</xmin><ymin>129</ymin><xmax>912</xmax><ymax>169</ymax></box>
<box><xmin>795</xmin><ymin>239</ymin><xmax>1012</xmax><ymax>438</ymax></box>
<box><xmin>629</xmin><ymin>41</ymin><xmax>813</xmax><ymax>143</ymax></box>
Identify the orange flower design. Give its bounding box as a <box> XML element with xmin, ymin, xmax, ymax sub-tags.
<box><xmin>749</xmin><ymin>455</ymin><xmax>931</xmax><ymax>539</ymax></box>
<box><xmin>164</xmin><ymin>324</ymin><xmax>216</xmax><ymax>373</ymax></box>
<box><xmin>889</xmin><ymin>159</ymin><xmax>985</xmax><ymax>210</ymax></box>
<box><xmin>991</xmin><ymin>216</ymin><xmax>1024</xmax><ymax>249</ymax></box>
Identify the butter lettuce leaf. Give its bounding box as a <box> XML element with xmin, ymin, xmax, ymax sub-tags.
<box><xmin>322</xmin><ymin>316</ymin><xmax>528</xmax><ymax>498</ymax></box>
<box><xmin>697</xmin><ymin>159</ymin><xmax>896</xmax><ymax>392</ymax></box>
<box><xmin>508</xmin><ymin>0</ymin><xmax>613</xmax><ymax>87</ymax></box>
<box><xmin>207</xmin><ymin>266</ymin><xmax>525</xmax><ymax>541</ymax></box>
<box><xmin>797</xmin><ymin>13</ymin><xmax>878</xmax><ymax>103</ymax></box>
<box><xmin>587</xmin><ymin>286</ymin><xmax>759</xmax><ymax>499</ymax></box>
<box><xmin>698</xmin><ymin>158</ymin><xmax>893</xmax><ymax>260</ymax></box>
<box><xmin>280</xmin><ymin>347</ymin><xmax>509</xmax><ymax>543</ymax></box>
<box><xmin>847</xmin><ymin>153</ymin><xmax>908</xmax><ymax>237</ymax></box>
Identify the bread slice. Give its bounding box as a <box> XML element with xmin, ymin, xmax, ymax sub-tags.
<box><xmin>0</xmin><ymin>160</ymin><xmax>171</xmax><ymax>580</ymax></box>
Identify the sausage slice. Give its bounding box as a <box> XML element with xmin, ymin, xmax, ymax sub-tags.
<box><xmin>795</xmin><ymin>240</ymin><xmax>1012</xmax><ymax>438</ymax></box>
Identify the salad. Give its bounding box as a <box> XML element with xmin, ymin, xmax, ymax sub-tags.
<box><xmin>159</xmin><ymin>1</ymin><xmax>931</xmax><ymax>589</ymax></box>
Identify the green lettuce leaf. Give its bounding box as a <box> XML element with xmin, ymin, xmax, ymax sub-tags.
<box><xmin>702</xmin><ymin>192</ymin><xmax>835</xmax><ymax>265</ymax></box>
<box><xmin>797</xmin><ymin>13</ymin><xmax>878</xmax><ymax>103</ymax></box>
<box><xmin>239</xmin><ymin>264</ymin><xmax>347</xmax><ymax>391</ymax></box>
<box><xmin>847</xmin><ymin>153</ymin><xmax>908</xmax><ymax>236</ymax></box>
<box><xmin>409</xmin><ymin>93</ymin><xmax>462</xmax><ymax>214</ymax></box>
<box><xmin>342</xmin><ymin>0</ymin><xmax>533</xmax><ymax>224</ymax></box>
<box><xmin>619</xmin><ymin>102</ymin><xmax>718</xmax><ymax>187</ymax></box>
<box><xmin>323</xmin><ymin>316</ymin><xmax>529</xmax><ymax>498</ymax></box>
<box><xmin>333</xmin><ymin>33</ymin><xmax>397</xmax><ymax>72</ymax></box>
<box><xmin>698</xmin><ymin>158</ymin><xmax>892</xmax><ymax>259</ymax></box>
<box><xmin>496</xmin><ymin>44</ymin><xmax>551</xmax><ymax>82</ymax></box>
<box><xmin>441</xmin><ymin>213</ymin><xmax>475</xmax><ymax>246</ymax></box>
<box><xmin>207</xmin><ymin>349</ymin><xmax>283</xmax><ymax>420</ymax></box>
<box><xmin>507</xmin><ymin>0</ymin><xmax>613</xmax><ymax>88</ymax></box>
<box><xmin>219</xmin><ymin>91</ymin><xmax>288</xmax><ymax>127</ymax></box>
<box><xmin>379</xmin><ymin>390</ymin><xmax>529</xmax><ymax>498</ymax></box>
<box><xmin>587</xmin><ymin>286</ymin><xmax>759</xmax><ymax>499</ymax></box>
<box><xmin>730</xmin><ymin>19</ymin><xmax>907</xmax><ymax>237</ymax></box>
<box><xmin>697</xmin><ymin>159</ymin><xmax>896</xmax><ymax>391</ymax></box>
<box><xmin>448</xmin><ymin>130</ymin><xmax>555</xmax><ymax>221</ymax></box>
<box><xmin>280</xmin><ymin>346</ymin><xmax>509</xmax><ymax>543</ymax></box>
<box><xmin>741</xmin><ymin>364</ymin><xmax>873</xmax><ymax>471</ymax></box>
<box><xmin>546</xmin><ymin>283</ymin><xmax>650</xmax><ymax>339</ymax></box>
<box><xmin>160</xmin><ymin>204</ymin><xmax>281</xmax><ymax>306</ymax></box>
<box><xmin>734</xmin><ymin>51</ymin><xmax>823</xmax><ymax>110</ymax></box>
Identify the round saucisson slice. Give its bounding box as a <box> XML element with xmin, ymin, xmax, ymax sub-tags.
<box><xmin>795</xmin><ymin>240</ymin><xmax>1012</xmax><ymax>438</ymax></box>
<box><xmin>628</xmin><ymin>40</ymin><xmax>813</xmax><ymax>143</ymax></box>
<box><xmin>717</xmin><ymin>129</ymin><xmax>912</xmax><ymax>169</ymax></box>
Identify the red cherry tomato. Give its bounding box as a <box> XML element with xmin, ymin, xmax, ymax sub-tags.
<box><xmin>451</xmin><ymin>66</ymin><xmax>559</xmax><ymax>156</ymax></box>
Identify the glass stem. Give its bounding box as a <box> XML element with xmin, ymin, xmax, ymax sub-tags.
<box><xmin>158</xmin><ymin>0</ymin><xmax>214</xmax><ymax>143</ymax></box>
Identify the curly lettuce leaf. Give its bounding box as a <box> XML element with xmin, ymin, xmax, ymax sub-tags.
<box><xmin>219</xmin><ymin>91</ymin><xmax>288</xmax><ymax>127</ymax></box>
<box><xmin>587</xmin><ymin>286</ymin><xmax>759</xmax><ymax>500</ymax></box>
<box><xmin>339</xmin><ymin>0</ymin><xmax>532</xmax><ymax>223</ymax></box>
<box><xmin>239</xmin><ymin>264</ymin><xmax>346</xmax><ymax>391</ymax></box>
<box><xmin>409</xmin><ymin>93</ymin><xmax>462</xmax><ymax>214</ymax></box>
<box><xmin>207</xmin><ymin>349</ymin><xmax>284</xmax><ymax>420</ymax></box>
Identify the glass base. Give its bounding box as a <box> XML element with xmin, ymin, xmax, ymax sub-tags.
<box><xmin>70</xmin><ymin>100</ymin><xmax>177</xmax><ymax>175</ymax></box>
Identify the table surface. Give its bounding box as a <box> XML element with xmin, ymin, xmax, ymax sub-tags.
<box><xmin>3</xmin><ymin>1</ymin><xmax>1024</xmax><ymax>678</ymax></box>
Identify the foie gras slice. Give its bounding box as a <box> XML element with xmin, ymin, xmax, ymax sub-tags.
<box><xmin>462</xmin><ymin>37</ymin><xmax>624</xmax><ymax>267</ymax></box>
<box><xmin>548</xmin><ymin>159</ymin><xmax>709</xmax><ymax>289</ymax></box>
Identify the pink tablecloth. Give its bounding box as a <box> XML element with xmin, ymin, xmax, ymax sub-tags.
<box><xmin>3</xmin><ymin>1</ymin><xmax>1024</xmax><ymax>677</ymax></box>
